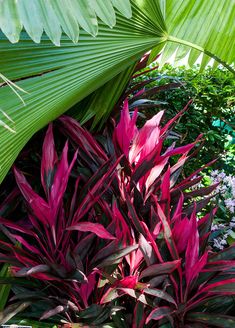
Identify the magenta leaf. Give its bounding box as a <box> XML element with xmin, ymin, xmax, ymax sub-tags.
<box><xmin>154</xmin><ymin>198</ymin><xmax>179</xmax><ymax>260</ymax></box>
<box><xmin>49</xmin><ymin>141</ymin><xmax>78</xmax><ymax>225</ymax></box>
<box><xmin>98</xmin><ymin>244</ymin><xmax>138</xmax><ymax>267</ymax></box>
<box><xmin>114</xmin><ymin>98</ymin><xmax>138</xmax><ymax>158</ymax></box>
<box><xmin>124</xmin><ymin>190</ymin><xmax>146</xmax><ymax>235</ymax></box>
<box><xmin>184</xmin><ymin>183</ymin><xmax>219</xmax><ymax>200</ymax></box>
<box><xmin>160</xmin><ymin>166</ymin><xmax>171</xmax><ymax>217</ymax></box>
<box><xmin>199</xmin><ymin>278</ymin><xmax>235</xmax><ymax>295</ymax></box>
<box><xmin>185</xmin><ymin>209</ymin><xmax>200</xmax><ymax>286</ymax></box>
<box><xmin>14</xmin><ymin>167</ymin><xmax>51</xmax><ymax>226</ymax></box>
<box><xmin>160</xmin><ymin>100</ymin><xmax>192</xmax><ymax>136</ymax></box>
<box><xmin>162</xmin><ymin>142</ymin><xmax>196</xmax><ymax>159</ymax></box>
<box><xmin>115</xmin><ymin>275</ymin><xmax>138</xmax><ymax>289</ymax></box>
<box><xmin>209</xmin><ymin>243</ymin><xmax>235</xmax><ymax>262</ymax></box>
<box><xmin>203</xmin><ymin>260</ymin><xmax>235</xmax><ymax>272</ymax></box>
<box><xmin>133</xmin><ymin>302</ymin><xmax>146</xmax><ymax>328</ymax></box>
<box><xmin>100</xmin><ymin>287</ymin><xmax>120</xmax><ymax>304</ymax></box>
<box><xmin>173</xmin><ymin>217</ymin><xmax>192</xmax><ymax>254</ymax></box>
<box><xmin>91</xmin><ymin>240</ymin><xmax>117</xmax><ymax>266</ymax></box>
<box><xmin>145</xmin><ymin>157</ymin><xmax>168</xmax><ymax>196</ymax></box>
<box><xmin>78</xmin><ymin>271</ymin><xmax>97</xmax><ymax>307</ymax></box>
<box><xmin>146</xmin><ymin>306</ymin><xmax>173</xmax><ymax>324</ymax></box>
<box><xmin>139</xmin><ymin>234</ymin><xmax>156</xmax><ymax>266</ymax></box>
<box><xmin>189</xmin><ymin>251</ymin><xmax>208</xmax><ymax>284</ymax></box>
<box><xmin>41</xmin><ymin>124</ymin><xmax>58</xmax><ymax>196</ymax></box>
<box><xmin>15</xmin><ymin>264</ymin><xmax>50</xmax><ymax>277</ymax></box>
<box><xmin>143</xmin><ymin>288</ymin><xmax>177</xmax><ymax>306</ymax></box>
<box><xmin>72</xmin><ymin>157</ymin><xmax>120</xmax><ymax>223</ymax></box>
<box><xmin>8</xmin><ymin>234</ymin><xmax>41</xmax><ymax>256</ymax></box>
<box><xmin>129</xmin><ymin>110</ymin><xmax>164</xmax><ymax>163</ymax></box>
<box><xmin>140</xmin><ymin>260</ymin><xmax>181</xmax><ymax>279</ymax></box>
<box><xmin>40</xmin><ymin>305</ymin><xmax>65</xmax><ymax>320</ymax></box>
<box><xmin>67</xmin><ymin>222</ymin><xmax>116</xmax><ymax>240</ymax></box>
<box><xmin>59</xmin><ymin>115</ymin><xmax>108</xmax><ymax>162</ymax></box>
<box><xmin>132</xmin><ymin>138</ymin><xmax>163</xmax><ymax>186</ymax></box>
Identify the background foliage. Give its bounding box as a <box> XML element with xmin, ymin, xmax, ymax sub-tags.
<box><xmin>132</xmin><ymin>63</ymin><xmax>235</xmax><ymax>174</ymax></box>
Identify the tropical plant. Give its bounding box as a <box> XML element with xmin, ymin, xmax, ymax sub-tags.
<box><xmin>67</xmin><ymin>100</ymin><xmax>235</xmax><ymax>327</ymax></box>
<box><xmin>104</xmin><ymin>192</ymin><xmax>235</xmax><ymax>327</ymax></box>
<box><xmin>0</xmin><ymin>98</ymin><xmax>214</xmax><ymax>325</ymax></box>
<box><xmin>58</xmin><ymin>101</ymin><xmax>235</xmax><ymax>327</ymax></box>
<box><xmin>0</xmin><ymin>0</ymin><xmax>234</xmax><ymax>185</ymax></box>
<box><xmin>0</xmin><ymin>123</ymin><xmax>138</xmax><ymax>326</ymax></box>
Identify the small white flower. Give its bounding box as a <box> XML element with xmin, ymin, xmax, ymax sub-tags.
<box><xmin>220</xmin><ymin>239</ymin><xmax>227</xmax><ymax>245</ymax></box>
<box><xmin>230</xmin><ymin>222</ymin><xmax>235</xmax><ymax>228</ymax></box>
<box><xmin>213</xmin><ymin>238</ymin><xmax>224</xmax><ymax>250</ymax></box>
<box><xmin>218</xmin><ymin>172</ymin><xmax>226</xmax><ymax>180</ymax></box>
<box><xmin>218</xmin><ymin>223</ymin><xmax>226</xmax><ymax>229</ymax></box>
<box><xmin>211</xmin><ymin>224</ymin><xmax>218</xmax><ymax>231</ymax></box>
<box><xmin>211</xmin><ymin>170</ymin><xmax>219</xmax><ymax>177</ymax></box>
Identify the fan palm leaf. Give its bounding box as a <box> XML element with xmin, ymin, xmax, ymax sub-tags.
<box><xmin>0</xmin><ymin>0</ymin><xmax>234</xmax><ymax>184</ymax></box>
<box><xmin>0</xmin><ymin>0</ymin><xmax>132</xmax><ymax>44</ymax></box>
<box><xmin>160</xmin><ymin>0</ymin><xmax>235</xmax><ymax>70</ymax></box>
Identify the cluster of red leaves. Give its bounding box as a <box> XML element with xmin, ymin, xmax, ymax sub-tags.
<box><xmin>0</xmin><ymin>100</ymin><xmax>235</xmax><ymax>327</ymax></box>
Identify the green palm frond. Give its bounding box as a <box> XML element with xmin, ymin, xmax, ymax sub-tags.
<box><xmin>0</xmin><ymin>0</ymin><xmax>132</xmax><ymax>45</ymax></box>
<box><xmin>0</xmin><ymin>0</ymin><xmax>234</xmax><ymax>185</ymax></box>
<box><xmin>0</xmin><ymin>3</ymin><xmax>166</xmax><ymax>184</ymax></box>
<box><xmin>161</xmin><ymin>0</ymin><xmax>235</xmax><ymax>70</ymax></box>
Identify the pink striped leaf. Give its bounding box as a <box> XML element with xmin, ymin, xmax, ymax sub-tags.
<box><xmin>49</xmin><ymin>142</ymin><xmax>78</xmax><ymax>224</ymax></box>
<box><xmin>41</xmin><ymin>124</ymin><xmax>58</xmax><ymax>196</ymax></box>
<box><xmin>143</xmin><ymin>288</ymin><xmax>177</xmax><ymax>306</ymax></box>
<box><xmin>185</xmin><ymin>209</ymin><xmax>199</xmax><ymax>286</ymax></box>
<box><xmin>114</xmin><ymin>98</ymin><xmax>138</xmax><ymax>158</ymax></box>
<box><xmin>129</xmin><ymin>110</ymin><xmax>164</xmax><ymax>164</ymax></box>
<box><xmin>67</xmin><ymin>222</ymin><xmax>116</xmax><ymax>240</ymax></box>
<box><xmin>154</xmin><ymin>197</ymin><xmax>179</xmax><ymax>260</ymax></box>
<box><xmin>133</xmin><ymin>302</ymin><xmax>146</xmax><ymax>328</ymax></box>
<box><xmin>199</xmin><ymin>278</ymin><xmax>235</xmax><ymax>295</ymax></box>
<box><xmin>159</xmin><ymin>166</ymin><xmax>171</xmax><ymax>217</ymax></box>
<box><xmin>59</xmin><ymin>115</ymin><xmax>107</xmax><ymax>162</ymax></box>
<box><xmin>140</xmin><ymin>260</ymin><xmax>181</xmax><ymax>279</ymax></box>
<box><xmin>146</xmin><ymin>306</ymin><xmax>173</xmax><ymax>324</ymax></box>
<box><xmin>202</xmin><ymin>260</ymin><xmax>235</xmax><ymax>272</ymax></box>
<box><xmin>14</xmin><ymin>167</ymin><xmax>51</xmax><ymax>226</ymax></box>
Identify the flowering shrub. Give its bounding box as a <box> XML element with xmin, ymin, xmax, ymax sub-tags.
<box><xmin>211</xmin><ymin>170</ymin><xmax>235</xmax><ymax>214</ymax></box>
<box><xmin>206</xmin><ymin>170</ymin><xmax>235</xmax><ymax>250</ymax></box>
<box><xmin>1</xmin><ymin>100</ymin><xmax>235</xmax><ymax>327</ymax></box>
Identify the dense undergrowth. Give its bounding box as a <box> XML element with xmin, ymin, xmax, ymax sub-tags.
<box><xmin>131</xmin><ymin>63</ymin><xmax>235</xmax><ymax>174</ymax></box>
<box><xmin>0</xmin><ymin>96</ymin><xmax>235</xmax><ymax>327</ymax></box>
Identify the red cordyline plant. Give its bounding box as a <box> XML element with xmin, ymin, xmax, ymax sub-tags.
<box><xmin>60</xmin><ymin>99</ymin><xmax>216</xmax><ymax>224</ymax></box>
<box><xmin>109</xmin><ymin>102</ymin><xmax>235</xmax><ymax>327</ymax></box>
<box><xmin>0</xmin><ymin>124</ymin><xmax>138</xmax><ymax>326</ymax></box>
<box><xmin>59</xmin><ymin>101</ymin><xmax>235</xmax><ymax>327</ymax></box>
<box><xmin>1</xmin><ymin>99</ymin><xmax>235</xmax><ymax>327</ymax></box>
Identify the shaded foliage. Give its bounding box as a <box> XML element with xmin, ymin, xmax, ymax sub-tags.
<box><xmin>131</xmin><ymin>63</ymin><xmax>235</xmax><ymax>174</ymax></box>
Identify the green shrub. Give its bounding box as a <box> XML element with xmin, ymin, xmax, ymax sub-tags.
<box><xmin>132</xmin><ymin>63</ymin><xmax>235</xmax><ymax>174</ymax></box>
